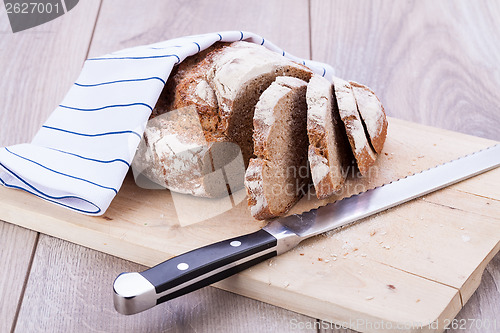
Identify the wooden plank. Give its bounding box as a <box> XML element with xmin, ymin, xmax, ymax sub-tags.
<box><xmin>0</xmin><ymin>0</ymin><xmax>102</xmax><ymax>147</ymax></box>
<box><xmin>0</xmin><ymin>1</ymin><xmax>101</xmax><ymax>332</ymax></box>
<box><xmin>0</xmin><ymin>222</ymin><xmax>37</xmax><ymax>333</ymax></box>
<box><xmin>15</xmin><ymin>234</ymin><xmax>315</xmax><ymax>333</ymax></box>
<box><xmin>448</xmin><ymin>253</ymin><xmax>500</xmax><ymax>333</ymax></box>
<box><xmin>87</xmin><ymin>0</ymin><xmax>311</xmax><ymax>59</ymax></box>
<box><xmin>310</xmin><ymin>0</ymin><xmax>500</xmax><ymax>141</ymax></box>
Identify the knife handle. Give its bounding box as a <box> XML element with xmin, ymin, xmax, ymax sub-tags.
<box><xmin>113</xmin><ymin>229</ymin><xmax>280</xmax><ymax>315</ymax></box>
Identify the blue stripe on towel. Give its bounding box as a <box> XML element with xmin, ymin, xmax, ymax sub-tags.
<box><xmin>75</xmin><ymin>77</ymin><xmax>166</xmax><ymax>87</ymax></box>
<box><xmin>46</xmin><ymin>147</ymin><xmax>131</xmax><ymax>167</ymax></box>
<box><xmin>193</xmin><ymin>42</ymin><xmax>201</xmax><ymax>52</ymax></box>
<box><xmin>87</xmin><ymin>54</ymin><xmax>181</xmax><ymax>63</ymax></box>
<box><xmin>5</xmin><ymin>147</ymin><xmax>118</xmax><ymax>194</ymax></box>
<box><xmin>59</xmin><ymin>102</ymin><xmax>153</xmax><ymax>112</ymax></box>
<box><xmin>42</xmin><ymin>126</ymin><xmax>142</xmax><ymax>140</ymax></box>
<box><xmin>0</xmin><ymin>163</ymin><xmax>101</xmax><ymax>214</ymax></box>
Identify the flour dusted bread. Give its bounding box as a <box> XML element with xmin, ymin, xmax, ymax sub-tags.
<box><xmin>245</xmin><ymin>77</ymin><xmax>309</xmax><ymax>219</ymax></box>
<box><xmin>206</xmin><ymin>42</ymin><xmax>312</xmax><ymax>164</ymax></box>
<box><xmin>349</xmin><ymin>81</ymin><xmax>388</xmax><ymax>154</ymax></box>
<box><xmin>134</xmin><ymin>41</ymin><xmax>312</xmax><ymax>197</ymax></box>
<box><xmin>133</xmin><ymin>38</ymin><xmax>388</xmax><ymax>219</ymax></box>
<box><xmin>332</xmin><ymin>77</ymin><xmax>377</xmax><ymax>175</ymax></box>
<box><xmin>306</xmin><ymin>75</ymin><xmax>351</xmax><ymax>199</ymax></box>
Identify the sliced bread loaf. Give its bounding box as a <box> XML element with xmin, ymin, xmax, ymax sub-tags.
<box><xmin>207</xmin><ymin>41</ymin><xmax>312</xmax><ymax>164</ymax></box>
<box><xmin>349</xmin><ymin>81</ymin><xmax>388</xmax><ymax>154</ymax></box>
<box><xmin>134</xmin><ymin>41</ymin><xmax>312</xmax><ymax>197</ymax></box>
<box><xmin>306</xmin><ymin>75</ymin><xmax>351</xmax><ymax>199</ymax></box>
<box><xmin>245</xmin><ymin>76</ymin><xmax>309</xmax><ymax>220</ymax></box>
<box><xmin>332</xmin><ymin>77</ymin><xmax>377</xmax><ymax>175</ymax></box>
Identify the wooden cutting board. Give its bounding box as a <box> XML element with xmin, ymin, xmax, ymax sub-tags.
<box><xmin>0</xmin><ymin>117</ymin><xmax>498</xmax><ymax>333</ymax></box>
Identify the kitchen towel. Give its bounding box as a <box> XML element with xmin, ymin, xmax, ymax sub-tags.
<box><xmin>0</xmin><ymin>31</ymin><xmax>335</xmax><ymax>215</ymax></box>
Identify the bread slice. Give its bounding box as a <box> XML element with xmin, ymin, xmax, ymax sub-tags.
<box><xmin>245</xmin><ymin>76</ymin><xmax>309</xmax><ymax>219</ymax></box>
<box><xmin>306</xmin><ymin>75</ymin><xmax>351</xmax><ymax>199</ymax></box>
<box><xmin>349</xmin><ymin>81</ymin><xmax>388</xmax><ymax>154</ymax></box>
<box><xmin>134</xmin><ymin>41</ymin><xmax>312</xmax><ymax>197</ymax></box>
<box><xmin>207</xmin><ymin>41</ymin><xmax>312</xmax><ymax>164</ymax></box>
<box><xmin>332</xmin><ymin>77</ymin><xmax>377</xmax><ymax>175</ymax></box>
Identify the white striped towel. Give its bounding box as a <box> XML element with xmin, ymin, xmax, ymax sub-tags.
<box><xmin>0</xmin><ymin>30</ymin><xmax>335</xmax><ymax>216</ymax></box>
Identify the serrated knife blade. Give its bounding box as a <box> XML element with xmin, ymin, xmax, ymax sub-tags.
<box><xmin>113</xmin><ymin>144</ymin><xmax>500</xmax><ymax>315</ymax></box>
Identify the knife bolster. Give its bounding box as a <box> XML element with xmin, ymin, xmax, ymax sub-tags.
<box><xmin>263</xmin><ymin>221</ymin><xmax>302</xmax><ymax>255</ymax></box>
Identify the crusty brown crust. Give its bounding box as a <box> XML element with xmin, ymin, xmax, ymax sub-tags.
<box><xmin>140</xmin><ymin>41</ymin><xmax>313</xmax><ymax>198</ymax></box>
<box><xmin>245</xmin><ymin>77</ymin><xmax>309</xmax><ymax>219</ymax></box>
<box><xmin>306</xmin><ymin>75</ymin><xmax>353</xmax><ymax>199</ymax></box>
<box><xmin>333</xmin><ymin>78</ymin><xmax>377</xmax><ymax>176</ymax></box>
<box><xmin>245</xmin><ymin>158</ymin><xmax>275</xmax><ymax>220</ymax></box>
<box><xmin>349</xmin><ymin>81</ymin><xmax>388</xmax><ymax>154</ymax></box>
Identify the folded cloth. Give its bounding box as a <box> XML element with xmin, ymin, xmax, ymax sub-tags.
<box><xmin>0</xmin><ymin>31</ymin><xmax>334</xmax><ymax>215</ymax></box>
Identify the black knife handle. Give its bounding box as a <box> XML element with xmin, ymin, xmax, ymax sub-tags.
<box><xmin>113</xmin><ymin>229</ymin><xmax>278</xmax><ymax>314</ymax></box>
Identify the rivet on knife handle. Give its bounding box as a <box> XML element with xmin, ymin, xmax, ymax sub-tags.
<box><xmin>113</xmin><ymin>228</ymin><xmax>300</xmax><ymax>315</ymax></box>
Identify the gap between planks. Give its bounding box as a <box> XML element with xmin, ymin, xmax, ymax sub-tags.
<box><xmin>9</xmin><ymin>232</ymin><xmax>39</xmax><ymax>333</ymax></box>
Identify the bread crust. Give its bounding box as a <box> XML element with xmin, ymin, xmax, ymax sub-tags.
<box><xmin>349</xmin><ymin>81</ymin><xmax>388</xmax><ymax>154</ymax></box>
<box><xmin>306</xmin><ymin>75</ymin><xmax>353</xmax><ymax>199</ymax></box>
<box><xmin>136</xmin><ymin>41</ymin><xmax>312</xmax><ymax>198</ymax></box>
<box><xmin>333</xmin><ymin>77</ymin><xmax>377</xmax><ymax>175</ymax></box>
<box><xmin>245</xmin><ymin>77</ymin><xmax>309</xmax><ymax>219</ymax></box>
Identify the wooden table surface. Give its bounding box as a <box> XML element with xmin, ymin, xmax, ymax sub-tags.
<box><xmin>1</xmin><ymin>1</ymin><xmax>499</xmax><ymax>332</ymax></box>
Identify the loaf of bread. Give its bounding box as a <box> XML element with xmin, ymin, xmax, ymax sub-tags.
<box><xmin>133</xmin><ymin>41</ymin><xmax>312</xmax><ymax>197</ymax></box>
<box><xmin>133</xmin><ymin>40</ymin><xmax>388</xmax><ymax>219</ymax></box>
<box><xmin>245</xmin><ymin>76</ymin><xmax>309</xmax><ymax>219</ymax></box>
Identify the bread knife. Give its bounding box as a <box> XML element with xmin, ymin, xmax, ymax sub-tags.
<box><xmin>113</xmin><ymin>144</ymin><xmax>500</xmax><ymax>315</ymax></box>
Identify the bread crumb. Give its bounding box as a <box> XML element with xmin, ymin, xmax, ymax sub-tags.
<box><xmin>370</xmin><ymin>230</ymin><xmax>377</xmax><ymax>236</ymax></box>
<box><xmin>366</xmin><ymin>296</ymin><xmax>374</xmax><ymax>301</ymax></box>
<box><xmin>284</xmin><ymin>281</ymin><xmax>290</xmax><ymax>288</ymax></box>
<box><xmin>387</xmin><ymin>284</ymin><xmax>396</xmax><ymax>290</ymax></box>
<box><xmin>383</xmin><ymin>245</ymin><xmax>391</xmax><ymax>250</ymax></box>
<box><xmin>409</xmin><ymin>234</ymin><xmax>414</xmax><ymax>238</ymax></box>
<box><xmin>361</xmin><ymin>253</ymin><xmax>367</xmax><ymax>257</ymax></box>
<box><xmin>299</xmin><ymin>253</ymin><xmax>304</xmax><ymax>256</ymax></box>
<box><xmin>324</xmin><ymin>259</ymin><xmax>330</xmax><ymax>263</ymax></box>
<box><xmin>460</xmin><ymin>227</ymin><xmax>465</xmax><ymax>230</ymax></box>
<box><xmin>416</xmin><ymin>299</ymin><xmax>421</xmax><ymax>303</ymax></box>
